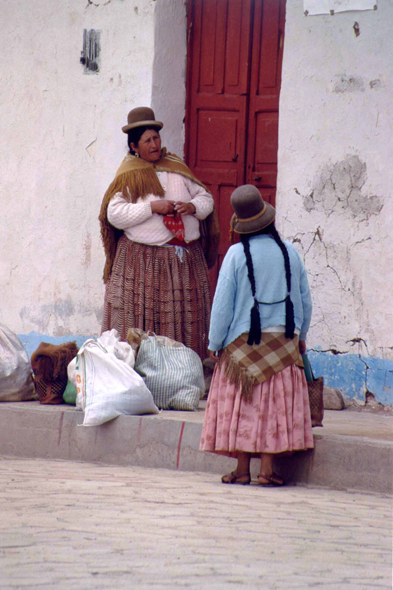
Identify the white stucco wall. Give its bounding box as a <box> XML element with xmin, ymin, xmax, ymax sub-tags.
<box><xmin>2</xmin><ymin>0</ymin><xmax>391</xmax><ymax>402</ymax></box>
<box><xmin>151</xmin><ymin>0</ymin><xmax>187</xmax><ymax>157</ymax></box>
<box><xmin>276</xmin><ymin>1</ymin><xmax>393</xmax><ymax>400</ymax></box>
<box><xmin>0</xmin><ymin>0</ymin><xmax>157</xmax><ymax>339</ymax></box>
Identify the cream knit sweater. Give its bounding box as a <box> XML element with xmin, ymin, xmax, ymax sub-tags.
<box><xmin>107</xmin><ymin>171</ymin><xmax>214</xmax><ymax>246</ymax></box>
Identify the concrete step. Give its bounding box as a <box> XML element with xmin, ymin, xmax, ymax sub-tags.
<box><xmin>0</xmin><ymin>401</ymin><xmax>392</xmax><ymax>495</ymax></box>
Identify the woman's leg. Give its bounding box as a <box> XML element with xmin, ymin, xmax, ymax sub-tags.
<box><xmin>221</xmin><ymin>452</ymin><xmax>251</xmax><ymax>484</ymax></box>
<box><xmin>259</xmin><ymin>453</ymin><xmax>274</xmax><ymax>477</ymax></box>
<box><xmin>237</xmin><ymin>451</ymin><xmax>251</xmax><ymax>476</ymax></box>
<box><xmin>258</xmin><ymin>453</ymin><xmax>284</xmax><ymax>486</ymax></box>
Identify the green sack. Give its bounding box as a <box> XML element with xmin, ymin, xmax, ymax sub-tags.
<box><xmin>63</xmin><ymin>380</ymin><xmax>77</xmax><ymax>405</ymax></box>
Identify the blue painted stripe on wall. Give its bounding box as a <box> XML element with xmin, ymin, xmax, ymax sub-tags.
<box><xmin>17</xmin><ymin>332</ymin><xmax>393</xmax><ymax>405</ymax></box>
<box><xmin>308</xmin><ymin>350</ymin><xmax>393</xmax><ymax>405</ymax></box>
<box><xmin>18</xmin><ymin>332</ymin><xmax>93</xmax><ymax>359</ymax></box>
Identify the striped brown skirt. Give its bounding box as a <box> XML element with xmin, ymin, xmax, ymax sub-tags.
<box><xmin>101</xmin><ymin>236</ymin><xmax>211</xmax><ymax>359</ymax></box>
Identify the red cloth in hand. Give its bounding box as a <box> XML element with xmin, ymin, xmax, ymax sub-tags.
<box><xmin>163</xmin><ymin>213</ymin><xmax>186</xmax><ymax>242</ymax></box>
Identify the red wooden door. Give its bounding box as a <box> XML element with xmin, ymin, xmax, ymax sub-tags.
<box><xmin>185</xmin><ymin>0</ymin><xmax>286</xmax><ymax>289</ymax></box>
<box><xmin>246</xmin><ymin>0</ymin><xmax>286</xmax><ymax>204</ymax></box>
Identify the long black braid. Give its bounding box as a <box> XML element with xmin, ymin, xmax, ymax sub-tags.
<box><xmin>241</xmin><ymin>223</ymin><xmax>295</xmax><ymax>345</ymax></box>
<box><xmin>242</xmin><ymin>237</ymin><xmax>262</xmax><ymax>345</ymax></box>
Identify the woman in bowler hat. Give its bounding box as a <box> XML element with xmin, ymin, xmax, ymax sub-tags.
<box><xmin>200</xmin><ymin>185</ymin><xmax>313</xmax><ymax>486</ymax></box>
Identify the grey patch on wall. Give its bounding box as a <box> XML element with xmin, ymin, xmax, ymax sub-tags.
<box><xmin>304</xmin><ymin>155</ymin><xmax>383</xmax><ymax>220</ymax></box>
<box><xmin>19</xmin><ymin>298</ymin><xmax>102</xmax><ymax>335</ymax></box>
<box><xmin>80</xmin><ymin>29</ymin><xmax>101</xmax><ymax>74</ymax></box>
<box><xmin>334</xmin><ymin>74</ymin><xmax>365</xmax><ymax>93</ymax></box>
<box><xmin>20</xmin><ymin>299</ymin><xmax>76</xmax><ymax>333</ymax></box>
<box><xmin>370</xmin><ymin>79</ymin><xmax>382</xmax><ymax>90</ymax></box>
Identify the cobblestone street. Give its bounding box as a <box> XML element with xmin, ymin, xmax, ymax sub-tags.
<box><xmin>0</xmin><ymin>457</ymin><xmax>390</xmax><ymax>589</ymax></box>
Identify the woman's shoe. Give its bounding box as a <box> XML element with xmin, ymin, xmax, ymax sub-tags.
<box><xmin>257</xmin><ymin>472</ymin><xmax>285</xmax><ymax>487</ymax></box>
<box><xmin>221</xmin><ymin>471</ymin><xmax>251</xmax><ymax>485</ymax></box>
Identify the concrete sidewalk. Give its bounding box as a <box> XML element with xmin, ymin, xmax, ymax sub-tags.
<box><xmin>0</xmin><ymin>457</ymin><xmax>390</xmax><ymax>590</ymax></box>
<box><xmin>0</xmin><ymin>400</ymin><xmax>391</xmax><ymax>495</ymax></box>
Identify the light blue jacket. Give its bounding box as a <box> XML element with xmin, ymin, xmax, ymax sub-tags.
<box><xmin>208</xmin><ymin>234</ymin><xmax>312</xmax><ymax>351</ymax></box>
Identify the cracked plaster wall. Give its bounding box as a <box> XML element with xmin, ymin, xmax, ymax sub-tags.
<box><xmin>276</xmin><ymin>1</ymin><xmax>393</xmax><ymax>402</ymax></box>
<box><xmin>151</xmin><ymin>0</ymin><xmax>187</xmax><ymax>158</ymax></box>
<box><xmin>0</xmin><ymin>0</ymin><xmax>170</xmax><ymax>342</ymax></box>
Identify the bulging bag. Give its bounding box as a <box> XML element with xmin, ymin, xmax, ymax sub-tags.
<box><xmin>302</xmin><ymin>353</ymin><xmax>324</xmax><ymax>427</ymax></box>
<box><xmin>134</xmin><ymin>335</ymin><xmax>204</xmax><ymax>410</ymax></box>
<box><xmin>75</xmin><ymin>340</ymin><xmax>159</xmax><ymax>426</ymax></box>
<box><xmin>97</xmin><ymin>329</ymin><xmax>135</xmax><ymax>367</ymax></box>
<box><xmin>31</xmin><ymin>341</ymin><xmax>79</xmax><ymax>404</ymax></box>
<box><xmin>0</xmin><ymin>323</ymin><xmax>35</xmax><ymax>401</ymax></box>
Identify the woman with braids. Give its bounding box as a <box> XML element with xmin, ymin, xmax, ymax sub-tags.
<box><xmin>200</xmin><ymin>185</ymin><xmax>313</xmax><ymax>486</ymax></box>
<box><xmin>99</xmin><ymin>107</ymin><xmax>219</xmax><ymax>359</ymax></box>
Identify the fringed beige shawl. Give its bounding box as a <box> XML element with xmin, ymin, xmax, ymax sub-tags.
<box><xmin>99</xmin><ymin>149</ymin><xmax>220</xmax><ymax>283</ymax></box>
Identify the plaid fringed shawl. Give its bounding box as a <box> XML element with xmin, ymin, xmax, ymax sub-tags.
<box><xmin>99</xmin><ymin>149</ymin><xmax>220</xmax><ymax>283</ymax></box>
<box><xmin>219</xmin><ymin>332</ymin><xmax>304</xmax><ymax>402</ymax></box>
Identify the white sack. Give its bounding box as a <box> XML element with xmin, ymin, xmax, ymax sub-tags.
<box><xmin>0</xmin><ymin>323</ymin><xmax>35</xmax><ymax>401</ymax></box>
<box><xmin>75</xmin><ymin>340</ymin><xmax>158</xmax><ymax>426</ymax></box>
<box><xmin>97</xmin><ymin>329</ymin><xmax>135</xmax><ymax>367</ymax></box>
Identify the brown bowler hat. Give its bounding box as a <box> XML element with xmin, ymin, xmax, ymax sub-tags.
<box><xmin>122</xmin><ymin>107</ymin><xmax>163</xmax><ymax>134</ymax></box>
<box><xmin>230</xmin><ymin>185</ymin><xmax>275</xmax><ymax>234</ymax></box>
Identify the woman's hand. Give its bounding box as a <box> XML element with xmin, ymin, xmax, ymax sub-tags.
<box><xmin>151</xmin><ymin>200</ymin><xmax>176</xmax><ymax>215</ymax></box>
<box><xmin>299</xmin><ymin>340</ymin><xmax>307</xmax><ymax>355</ymax></box>
<box><xmin>208</xmin><ymin>349</ymin><xmax>219</xmax><ymax>363</ymax></box>
<box><xmin>174</xmin><ymin>202</ymin><xmax>196</xmax><ymax>216</ymax></box>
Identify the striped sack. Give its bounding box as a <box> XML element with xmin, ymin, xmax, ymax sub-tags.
<box><xmin>134</xmin><ymin>336</ymin><xmax>204</xmax><ymax>410</ymax></box>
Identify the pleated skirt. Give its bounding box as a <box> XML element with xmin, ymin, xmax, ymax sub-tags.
<box><xmin>102</xmin><ymin>236</ymin><xmax>211</xmax><ymax>359</ymax></box>
<box><xmin>200</xmin><ymin>361</ymin><xmax>314</xmax><ymax>456</ymax></box>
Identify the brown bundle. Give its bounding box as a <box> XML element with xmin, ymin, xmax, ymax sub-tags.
<box><xmin>31</xmin><ymin>342</ymin><xmax>79</xmax><ymax>404</ymax></box>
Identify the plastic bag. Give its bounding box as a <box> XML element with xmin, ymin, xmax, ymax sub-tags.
<box><xmin>75</xmin><ymin>339</ymin><xmax>158</xmax><ymax>426</ymax></box>
<box><xmin>97</xmin><ymin>329</ymin><xmax>135</xmax><ymax>367</ymax></box>
<box><xmin>63</xmin><ymin>380</ymin><xmax>77</xmax><ymax>405</ymax></box>
<box><xmin>0</xmin><ymin>323</ymin><xmax>35</xmax><ymax>401</ymax></box>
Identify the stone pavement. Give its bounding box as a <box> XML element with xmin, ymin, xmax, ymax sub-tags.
<box><xmin>0</xmin><ymin>401</ymin><xmax>392</xmax><ymax>494</ymax></box>
<box><xmin>0</xmin><ymin>457</ymin><xmax>390</xmax><ymax>590</ymax></box>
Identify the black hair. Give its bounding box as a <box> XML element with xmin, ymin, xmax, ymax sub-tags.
<box><xmin>127</xmin><ymin>126</ymin><xmax>160</xmax><ymax>154</ymax></box>
<box><xmin>241</xmin><ymin>222</ymin><xmax>295</xmax><ymax>345</ymax></box>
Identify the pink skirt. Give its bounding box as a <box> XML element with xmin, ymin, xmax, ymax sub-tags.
<box><xmin>200</xmin><ymin>361</ymin><xmax>314</xmax><ymax>456</ymax></box>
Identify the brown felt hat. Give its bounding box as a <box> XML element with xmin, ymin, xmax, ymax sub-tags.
<box><xmin>122</xmin><ymin>106</ymin><xmax>163</xmax><ymax>134</ymax></box>
<box><xmin>230</xmin><ymin>185</ymin><xmax>275</xmax><ymax>234</ymax></box>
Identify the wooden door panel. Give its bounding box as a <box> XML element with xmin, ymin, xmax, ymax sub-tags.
<box><xmin>255</xmin><ymin>112</ymin><xmax>279</xmax><ymax>163</ymax></box>
<box><xmin>193</xmin><ymin>168</ymin><xmax>238</xmax><ymax>187</ymax></box>
<box><xmin>199</xmin><ymin>0</ymin><xmax>227</xmax><ymax>93</ymax></box>
<box><xmin>185</xmin><ymin>0</ymin><xmax>286</xmax><ymax>292</ymax></box>
<box><xmin>188</xmin><ymin>0</ymin><xmax>252</xmax><ymax>176</ymax></box>
<box><xmin>186</xmin><ymin>0</ymin><xmax>254</xmax><ymax>291</ymax></box>
<box><xmin>246</xmin><ymin>0</ymin><xmax>286</xmax><ymax>192</ymax></box>
<box><xmin>257</xmin><ymin>0</ymin><xmax>281</xmax><ymax>92</ymax></box>
<box><xmin>224</xmin><ymin>0</ymin><xmax>252</xmax><ymax>94</ymax></box>
<box><xmin>253</xmin><ymin>111</ymin><xmax>279</xmax><ymax>187</ymax></box>
<box><xmin>197</xmin><ymin>110</ymin><xmax>239</xmax><ymax>163</ymax></box>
